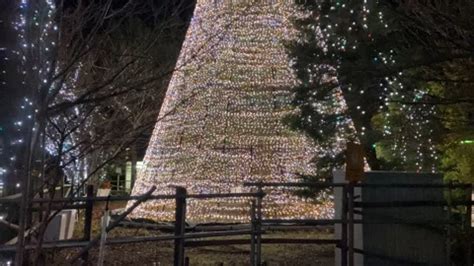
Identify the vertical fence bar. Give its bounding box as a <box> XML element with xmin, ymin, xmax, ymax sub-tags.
<box><xmin>174</xmin><ymin>187</ymin><xmax>187</xmax><ymax>266</ymax></box>
<box><xmin>97</xmin><ymin>208</ymin><xmax>110</xmax><ymax>266</ymax></box>
<box><xmin>465</xmin><ymin>185</ymin><xmax>473</xmax><ymax>266</ymax></box>
<box><xmin>250</xmin><ymin>200</ymin><xmax>256</xmax><ymax>266</ymax></box>
<box><xmin>341</xmin><ymin>185</ymin><xmax>348</xmax><ymax>266</ymax></box>
<box><xmin>446</xmin><ymin>183</ymin><xmax>452</xmax><ymax>266</ymax></box>
<box><xmin>256</xmin><ymin>185</ymin><xmax>263</xmax><ymax>266</ymax></box>
<box><xmin>82</xmin><ymin>185</ymin><xmax>94</xmax><ymax>264</ymax></box>
<box><xmin>347</xmin><ymin>183</ymin><xmax>355</xmax><ymax>266</ymax></box>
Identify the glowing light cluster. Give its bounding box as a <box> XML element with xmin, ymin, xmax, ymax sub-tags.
<box><xmin>129</xmin><ymin>0</ymin><xmax>335</xmax><ymax>223</ymax></box>
<box><xmin>13</xmin><ymin>0</ymin><xmax>88</xmax><ymax>188</ymax></box>
<box><xmin>309</xmin><ymin>1</ymin><xmax>439</xmax><ymax>172</ymax></box>
<box><xmin>12</xmin><ymin>0</ymin><xmax>57</xmax><ymax>137</ymax></box>
<box><xmin>0</xmin><ymin>0</ymin><xmax>58</xmax><ymax>192</ymax></box>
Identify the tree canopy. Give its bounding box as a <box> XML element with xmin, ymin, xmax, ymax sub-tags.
<box><xmin>287</xmin><ymin>0</ymin><xmax>474</xmax><ymax>182</ymax></box>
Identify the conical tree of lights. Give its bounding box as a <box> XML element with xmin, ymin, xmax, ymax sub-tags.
<box><xmin>128</xmin><ymin>0</ymin><xmax>335</xmax><ymax>223</ymax></box>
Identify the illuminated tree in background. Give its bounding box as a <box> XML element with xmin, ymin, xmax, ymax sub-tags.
<box><xmin>4</xmin><ymin>0</ymin><xmax>190</xmax><ymax>196</ymax></box>
<box><xmin>4</xmin><ymin>1</ymin><xmax>192</xmax><ymax>261</ymax></box>
<box><xmin>129</xmin><ymin>1</ymin><xmax>337</xmax><ymax>223</ymax></box>
<box><xmin>288</xmin><ymin>0</ymin><xmax>473</xmax><ymax>177</ymax></box>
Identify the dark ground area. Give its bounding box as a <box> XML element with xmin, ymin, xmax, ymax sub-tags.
<box><xmin>47</xmin><ymin>229</ymin><xmax>335</xmax><ymax>265</ymax></box>
<box><xmin>40</xmin><ymin>201</ymin><xmax>335</xmax><ymax>265</ymax></box>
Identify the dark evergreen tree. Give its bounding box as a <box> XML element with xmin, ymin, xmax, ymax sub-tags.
<box><xmin>287</xmin><ymin>0</ymin><xmax>473</xmax><ymax>178</ymax></box>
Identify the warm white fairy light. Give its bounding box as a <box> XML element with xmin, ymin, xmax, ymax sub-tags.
<box><xmin>129</xmin><ymin>0</ymin><xmax>336</xmax><ymax>223</ymax></box>
<box><xmin>315</xmin><ymin>1</ymin><xmax>440</xmax><ymax>172</ymax></box>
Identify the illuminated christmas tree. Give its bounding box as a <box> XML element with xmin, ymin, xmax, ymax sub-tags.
<box><xmin>129</xmin><ymin>0</ymin><xmax>335</xmax><ymax>223</ymax></box>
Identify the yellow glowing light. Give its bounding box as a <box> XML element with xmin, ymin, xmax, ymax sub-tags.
<box><xmin>128</xmin><ymin>0</ymin><xmax>337</xmax><ymax>223</ymax></box>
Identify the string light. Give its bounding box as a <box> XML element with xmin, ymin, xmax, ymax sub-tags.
<box><xmin>306</xmin><ymin>1</ymin><xmax>440</xmax><ymax>172</ymax></box>
<box><xmin>129</xmin><ymin>0</ymin><xmax>336</xmax><ymax>223</ymax></box>
<box><xmin>0</xmin><ymin>0</ymin><xmax>59</xmax><ymax>194</ymax></box>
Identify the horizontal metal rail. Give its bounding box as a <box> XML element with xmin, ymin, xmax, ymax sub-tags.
<box><xmin>244</xmin><ymin>182</ymin><xmax>472</xmax><ymax>189</ymax></box>
<box><xmin>0</xmin><ymin>224</ymin><xmax>338</xmax><ymax>252</ymax></box>
<box><xmin>0</xmin><ymin>192</ymin><xmax>263</xmax><ymax>204</ymax></box>
<box><xmin>0</xmin><ymin>229</ymin><xmax>254</xmax><ymax>252</ymax></box>
<box><xmin>244</xmin><ymin>182</ymin><xmax>347</xmax><ymax>188</ymax></box>
<box><xmin>355</xmin><ymin>183</ymin><xmax>471</xmax><ymax>188</ymax></box>
<box><xmin>263</xmin><ymin>219</ymin><xmax>343</xmax><ymax>225</ymax></box>
<box><xmin>185</xmin><ymin>238</ymin><xmax>339</xmax><ymax>247</ymax></box>
<box><xmin>0</xmin><ymin>194</ymin><xmax>173</xmax><ymax>204</ymax></box>
<box><xmin>354</xmin><ymin>200</ymin><xmax>474</xmax><ymax>208</ymax></box>
<box><xmin>30</xmin><ymin>204</ymin><xmax>87</xmax><ymax>211</ymax></box>
<box><xmin>187</xmin><ymin>192</ymin><xmax>264</xmax><ymax>199</ymax></box>
<box><xmin>260</xmin><ymin>238</ymin><xmax>338</xmax><ymax>244</ymax></box>
<box><xmin>263</xmin><ymin>219</ymin><xmax>458</xmax><ymax>225</ymax></box>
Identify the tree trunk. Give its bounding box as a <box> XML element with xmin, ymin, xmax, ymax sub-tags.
<box><xmin>131</xmin><ymin>142</ymin><xmax>138</xmax><ymax>191</ymax></box>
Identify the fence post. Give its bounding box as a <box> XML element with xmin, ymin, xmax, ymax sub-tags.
<box><xmin>82</xmin><ymin>184</ymin><xmax>94</xmax><ymax>264</ymax></box>
<box><xmin>446</xmin><ymin>183</ymin><xmax>452</xmax><ymax>266</ymax></box>
<box><xmin>465</xmin><ymin>185</ymin><xmax>473</xmax><ymax>266</ymax></box>
<box><xmin>341</xmin><ymin>185</ymin><xmax>348</xmax><ymax>266</ymax></box>
<box><xmin>97</xmin><ymin>203</ymin><xmax>110</xmax><ymax>266</ymax></box>
<box><xmin>256</xmin><ymin>184</ymin><xmax>263</xmax><ymax>266</ymax></box>
<box><xmin>250</xmin><ymin>200</ymin><xmax>256</xmax><ymax>266</ymax></box>
<box><xmin>174</xmin><ymin>186</ymin><xmax>187</xmax><ymax>266</ymax></box>
<box><xmin>347</xmin><ymin>183</ymin><xmax>355</xmax><ymax>266</ymax></box>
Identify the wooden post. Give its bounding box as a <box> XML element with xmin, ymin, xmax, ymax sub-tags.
<box><xmin>174</xmin><ymin>187</ymin><xmax>187</xmax><ymax>266</ymax></box>
<box><xmin>341</xmin><ymin>185</ymin><xmax>348</xmax><ymax>266</ymax></box>
<box><xmin>250</xmin><ymin>200</ymin><xmax>256</xmax><ymax>266</ymax></box>
<box><xmin>82</xmin><ymin>185</ymin><xmax>94</xmax><ymax>264</ymax></box>
<box><xmin>184</xmin><ymin>257</ymin><xmax>190</xmax><ymax>266</ymax></box>
<box><xmin>347</xmin><ymin>183</ymin><xmax>355</xmax><ymax>266</ymax></box>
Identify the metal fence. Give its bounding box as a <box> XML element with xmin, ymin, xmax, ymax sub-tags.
<box><xmin>0</xmin><ymin>181</ymin><xmax>473</xmax><ymax>266</ymax></box>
